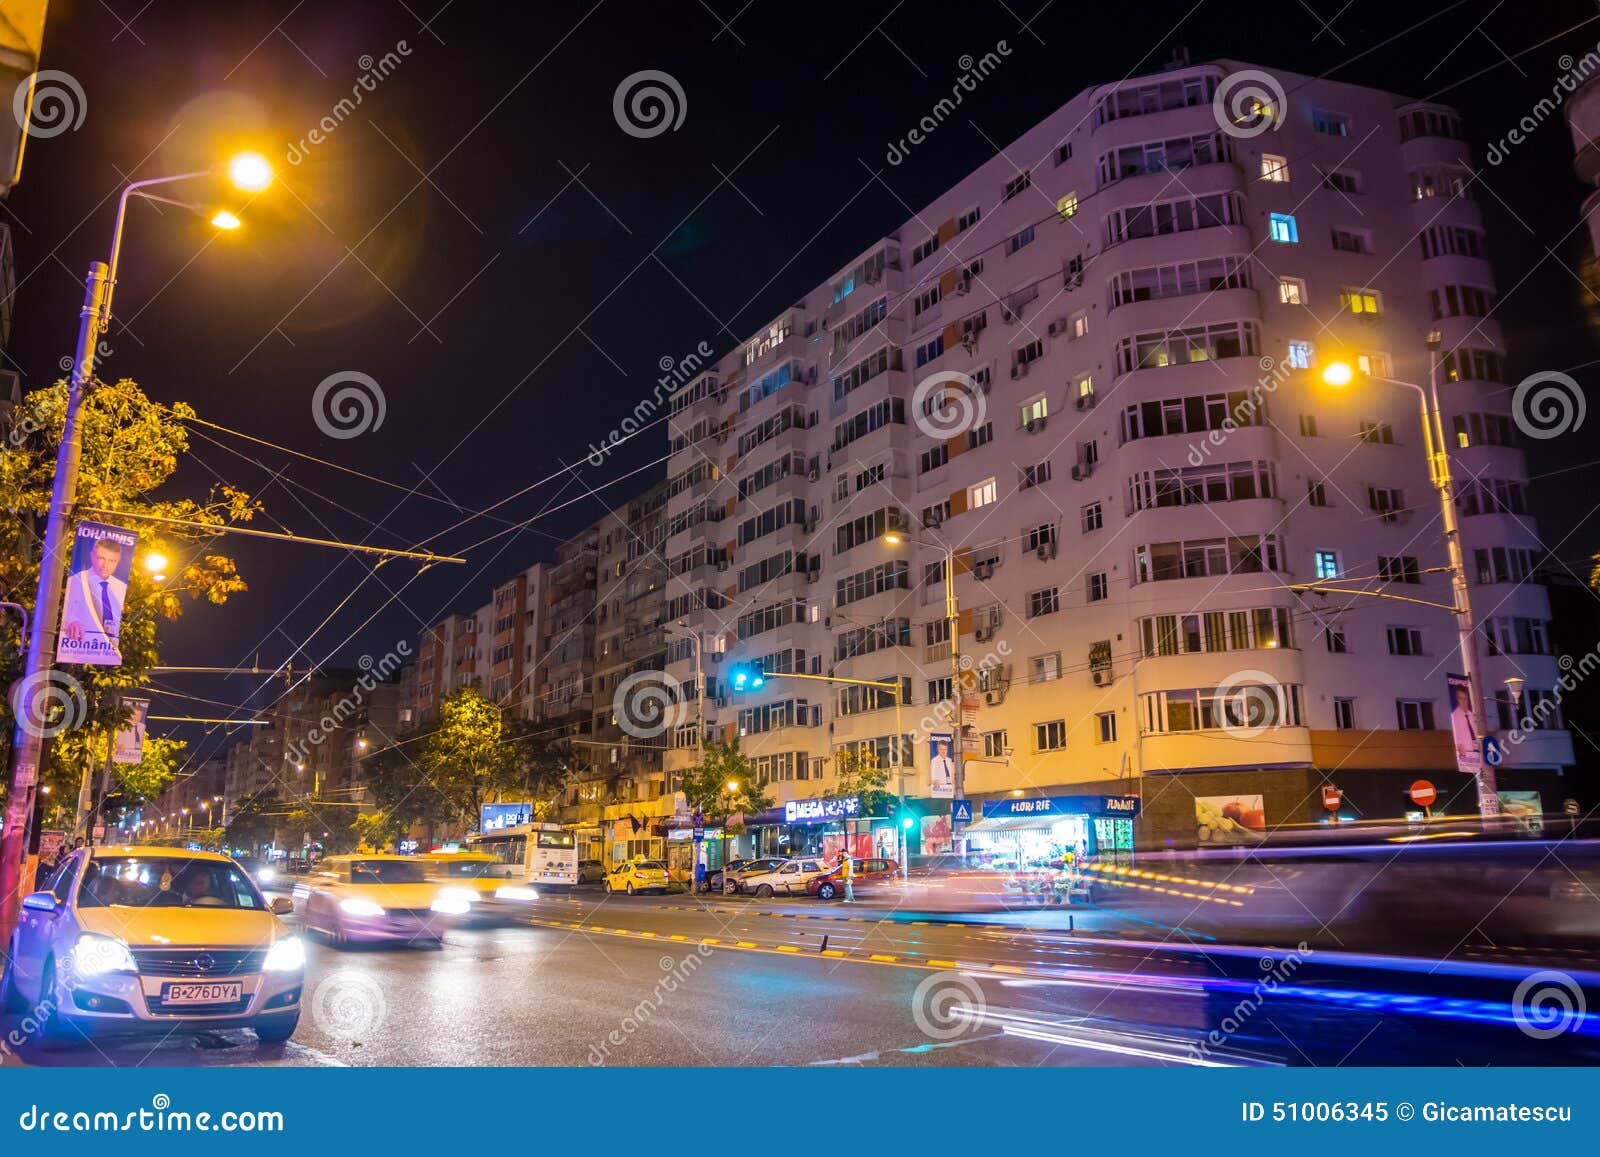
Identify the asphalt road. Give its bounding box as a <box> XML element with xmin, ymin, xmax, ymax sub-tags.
<box><xmin>5</xmin><ymin>889</ymin><xmax>1597</xmax><ymax>1067</ymax></box>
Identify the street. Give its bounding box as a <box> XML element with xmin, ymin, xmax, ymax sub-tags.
<box><xmin>7</xmin><ymin>890</ymin><xmax>1596</xmax><ymax>1068</ymax></box>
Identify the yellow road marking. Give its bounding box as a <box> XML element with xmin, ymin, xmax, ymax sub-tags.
<box><xmin>821</xmin><ymin>949</ymin><xmax>847</xmax><ymax>957</ymax></box>
<box><xmin>776</xmin><ymin>944</ymin><xmax>801</xmax><ymax>953</ymax></box>
<box><xmin>669</xmin><ymin>934</ymin><xmax>687</xmax><ymax>941</ymax></box>
<box><xmin>927</xmin><ymin>959</ymin><xmax>959</xmax><ymax>968</ymax></box>
<box><xmin>701</xmin><ymin>937</ymin><xmax>721</xmax><ymax>945</ymax></box>
<box><xmin>991</xmin><ymin>963</ymin><xmax>1024</xmax><ymax>973</ymax></box>
<box><xmin>637</xmin><ymin>931</ymin><xmax>656</xmax><ymax>938</ymax></box>
<box><xmin>869</xmin><ymin>954</ymin><xmax>898</xmax><ymax>962</ymax></box>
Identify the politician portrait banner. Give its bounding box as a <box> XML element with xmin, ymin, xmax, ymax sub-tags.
<box><xmin>56</xmin><ymin>520</ymin><xmax>137</xmax><ymax>667</ymax></box>
<box><xmin>928</xmin><ymin>732</ymin><xmax>955</xmax><ymax>799</ymax></box>
<box><xmin>1446</xmin><ymin>672</ymin><xmax>1483</xmax><ymax>776</ymax></box>
<box><xmin>113</xmin><ymin>697</ymin><xmax>151</xmax><ymax>764</ymax></box>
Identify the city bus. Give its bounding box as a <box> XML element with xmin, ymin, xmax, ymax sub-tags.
<box><xmin>467</xmin><ymin>822</ymin><xmax>579</xmax><ymax>887</ymax></box>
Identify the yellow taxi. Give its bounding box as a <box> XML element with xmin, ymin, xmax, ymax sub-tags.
<box><xmin>420</xmin><ymin>850</ymin><xmax>536</xmax><ymax>919</ymax></box>
<box><xmin>603</xmin><ymin>857</ymin><xmax>671</xmax><ymax>895</ymax></box>
<box><xmin>1</xmin><ymin>846</ymin><xmax>303</xmax><ymax>1047</ymax></box>
<box><xmin>300</xmin><ymin>854</ymin><xmax>457</xmax><ymax>947</ymax></box>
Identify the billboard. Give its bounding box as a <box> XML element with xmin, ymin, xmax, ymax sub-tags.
<box><xmin>1196</xmin><ymin>794</ymin><xmax>1266</xmax><ymax>845</ymax></box>
<box><xmin>56</xmin><ymin>520</ymin><xmax>137</xmax><ymax>666</ymax></box>
<box><xmin>1446</xmin><ymin>673</ymin><xmax>1482</xmax><ymax>776</ymax></box>
<box><xmin>112</xmin><ymin>697</ymin><xmax>150</xmax><ymax>764</ymax></box>
<box><xmin>928</xmin><ymin>732</ymin><xmax>955</xmax><ymax>799</ymax></box>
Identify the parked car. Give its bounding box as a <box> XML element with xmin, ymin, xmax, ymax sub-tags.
<box><xmin>576</xmin><ymin>860</ymin><xmax>606</xmax><ymax>884</ymax></box>
<box><xmin>1</xmin><ymin>846</ymin><xmax>303</xmax><ymax>1047</ymax></box>
<box><xmin>739</xmin><ymin>857</ymin><xmax>831</xmax><ymax>898</ymax></box>
<box><xmin>807</xmin><ymin>857</ymin><xmax>900</xmax><ymax>899</ymax></box>
<box><xmin>604</xmin><ymin>858</ymin><xmax>670</xmax><ymax>895</ymax></box>
<box><xmin>717</xmin><ymin>857</ymin><xmax>786</xmax><ymax>894</ymax></box>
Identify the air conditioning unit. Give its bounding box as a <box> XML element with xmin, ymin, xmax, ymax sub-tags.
<box><xmin>1011</xmin><ymin>362</ymin><xmax>1030</xmax><ymax>380</ymax></box>
<box><xmin>974</xmin><ymin>624</ymin><xmax>994</xmax><ymax>642</ymax></box>
<box><xmin>1036</xmin><ymin>541</ymin><xmax>1057</xmax><ymax>561</ymax></box>
<box><xmin>1071</xmin><ymin>463</ymin><xmax>1094</xmax><ymax>481</ymax></box>
<box><xmin>1001</xmin><ymin>308</ymin><xmax>1018</xmax><ymax>324</ymax></box>
<box><xmin>716</xmin><ymin>560</ymin><xmax>730</xmax><ymax>571</ymax></box>
<box><xmin>1047</xmin><ymin>318</ymin><xmax>1067</xmax><ymax>337</ymax></box>
<box><xmin>973</xmin><ymin>561</ymin><xmax>996</xmax><ymax>580</ymax></box>
<box><xmin>807</xmin><ymin>469</ymin><xmax>819</xmax><ymax>482</ymax></box>
<box><xmin>1075</xmin><ymin>393</ymin><xmax>1095</xmax><ymax>411</ymax></box>
<box><xmin>1092</xmin><ymin>670</ymin><xmax>1112</xmax><ymax>687</ymax></box>
<box><xmin>1025</xmin><ymin>415</ymin><xmax>1047</xmax><ymax>433</ymax></box>
<box><xmin>954</xmin><ymin>276</ymin><xmax>972</xmax><ymax>296</ymax></box>
<box><xmin>1064</xmin><ymin>272</ymin><xmax>1084</xmax><ymax>290</ymax></box>
<box><xmin>984</xmin><ymin>688</ymin><xmax>1007</xmax><ymax>706</ymax></box>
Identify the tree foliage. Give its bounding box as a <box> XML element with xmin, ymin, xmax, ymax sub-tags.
<box><xmin>0</xmin><ymin>377</ymin><xmax>258</xmax><ymax>809</ymax></box>
<box><xmin>826</xmin><ymin>746</ymin><xmax>896</xmax><ymax>819</ymax></box>
<box><xmin>360</xmin><ymin>686</ymin><xmax>578</xmax><ymax>834</ymax></box>
<box><xmin>678</xmin><ymin>738</ymin><xmax>772</xmax><ymax>820</ymax></box>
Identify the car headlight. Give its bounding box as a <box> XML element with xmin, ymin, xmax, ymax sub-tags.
<box><xmin>494</xmin><ymin>885</ymin><xmax>539</xmax><ymax>902</ymax></box>
<box><xmin>73</xmin><ymin>932</ymin><xmax>137</xmax><ymax>977</ymax></box>
<box><xmin>262</xmin><ymin>936</ymin><xmax>305</xmax><ymax>973</ymax></box>
<box><xmin>430</xmin><ymin>887</ymin><xmax>474</xmax><ymax>915</ymax></box>
<box><xmin>258</xmin><ymin>866</ymin><xmax>277</xmax><ymax>883</ymax></box>
<box><xmin>339</xmin><ymin>897</ymin><xmax>385</xmax><ymax>917</ymax></box>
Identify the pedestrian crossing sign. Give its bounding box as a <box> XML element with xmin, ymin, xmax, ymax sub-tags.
<box><xmin>951</xmin><ymin>799</ymin><xmax>972</xmax><ymax>823</ymax></box>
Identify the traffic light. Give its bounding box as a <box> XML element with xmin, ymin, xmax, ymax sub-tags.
<box><xmin>901</xmin><ymin>815</ymin><xmax>914</xmax><ymax>830</ymax></box>
<box><xmin>728</xmin><ymin>662</ymin><xmax>766</xmax><ymax>691</ymax></box>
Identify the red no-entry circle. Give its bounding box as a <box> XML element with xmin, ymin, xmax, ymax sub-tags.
<box><xmin>1409</xmin><ymin>780</ymin><xmax>1437</xmax><ymax>807</ymax></box>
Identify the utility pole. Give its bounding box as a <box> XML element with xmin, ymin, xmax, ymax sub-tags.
<box><xmin>1</xmin><ymin>261</ymin><xmax>109</xmax><ymax>934</ymax></box>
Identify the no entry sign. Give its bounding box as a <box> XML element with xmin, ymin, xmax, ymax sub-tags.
<box><xmin>1409</xmin><ymin>780</ymin><xmax>1437</xmax><ymax>807</ymax></box>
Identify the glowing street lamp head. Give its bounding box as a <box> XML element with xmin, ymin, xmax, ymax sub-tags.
<box><xmin>882</xmin><ymin>531</ymin><xmax>904</xmax><ymax>547</ymax></box>
<box><xmin>227</xmin><ymin>152</ymin><xmax>274</xmax><ymax>192</ymax></box>
<box><xmin>1321</xmin><ymin>361</ymin><xmax>1355</xmax><ymax>387</ymax></box>
<box><xmin>143</xmin><ymin>550</ymin><xmax>170</xmax><ymax>583</ymax></box>
<box><xmin>210</xmin><ymin>209</ymin><xmax>242</xmax><ymax>231</ymax></box>
<box><xmin>725</xmin><ymin>780</ymin><xmax>739</xmax><ymax>792</ymax></box>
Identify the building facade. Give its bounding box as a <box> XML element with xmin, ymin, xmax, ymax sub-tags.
<box><xmin>655</xmin><ymin>58</ymin><xmax>1573</xmax><ymax>849</ymax></box>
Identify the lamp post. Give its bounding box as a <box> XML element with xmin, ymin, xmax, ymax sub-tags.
<box><xmin>1319</xmin><ymin>337</ymin><xmax>1498</xmax><ymax>819</ymax></box>
<box><xmin>664</xmin><ymin>622</ymin><xmax>705</xmax><ymax>790</ymax></box>
<box><xmin>883</xmin><ymin>528</ymin><xmax>967</xmax><ymax>847</ymax></box>
<box><xmin>1</xmin><ymin>153</ymin><xmax>275</xmax><ymax>936</ymax></box>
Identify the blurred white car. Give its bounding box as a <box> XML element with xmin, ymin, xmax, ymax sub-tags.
<box><xmin>739</xmin><ymin>857</ymin><xmax>831</xmax><ymax>898</ymax></box>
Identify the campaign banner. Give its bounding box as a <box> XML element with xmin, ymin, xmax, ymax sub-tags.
<box><xmin>56</xmin><ymin>520</ymin><xmax>137</xmax><ymax>666</ymax></box>
<box><xmin>112</xmin><ymin>697</ymin><xmax>150</xmax><ymax>764</ymax></box>
<box><xmin>1447</xmin><ymin>673</ymin><xmax>1482</xmax><ymax>776</ymax></box>
<box><xmin>928</xmin><ymin>732</ymin><xmax>955</xmax><ymax>798</ymax></box>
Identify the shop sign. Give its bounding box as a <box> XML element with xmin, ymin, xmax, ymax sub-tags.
<box><xmin>982</xmin><ymin>795</ymin><xmax>1141</xmax><ymax>820</ymax></box>
<box><xmin>785</xmin><ymin>796</ymin><xmax>860</xmax><ymax>824</ymax></box>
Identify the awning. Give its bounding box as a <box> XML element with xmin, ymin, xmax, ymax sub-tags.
<box><xmin>964</xmin><ymin>813</ymin><xmax>1085</xmax><ymax>834</ymax></box>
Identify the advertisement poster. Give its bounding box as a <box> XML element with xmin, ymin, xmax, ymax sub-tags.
<box><xmin>112</xmin><ymin>697</ymin><xmax>150</xmax><ymax>764</ymax></box>
<box><xmin>920</xmin><ymin>813</ymin><xmax>952</xmax><ymax>855</ymax></box>
<box><xmin>1196</xmin><ymin>794</ymin><xmax>1266</xmax><ymax>844</ymax></box>
<box><xmin>928</xmin><ymin>732</ymin><xmax>955</xmax><ymax>798</ymax></box>
<box><xmin>1498</xmin><ymin>790</ymin><xmax>1544</xmax><ymax>834</ymax></box>
<box><xmin>56</xmin><ymin>520</ymin><xmax>137</xmax><ymax>666</ymax></box>
<box><xmin>1447</xmin><ymin>672</ymin><xmax>1483</xmax><ymax>775</ymax></box>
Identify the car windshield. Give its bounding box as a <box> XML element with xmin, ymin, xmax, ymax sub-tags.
<box><xmin>639</xmin><ymin>862</ymin><xmax>666</xmax><ymax>872</ymax></box>
<box><xmin>432</xmin><ymin>860</ymin><xmax>493</xmax><ymax>878</ymax></box>
<box><xmin>348</xmin><ymin>860</ymin><xmax>427</xmax><ymax>884</ymax></box>
<box><xmin>78</xmin><ymin>857</ymin><xmax>264</xmax><ymax>910</ymax></box>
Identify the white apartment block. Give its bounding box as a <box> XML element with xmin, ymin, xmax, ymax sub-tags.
<box><xmin>660</xmin><ymin>58</ymin><xmax>1575</xmax><ymax>847</ymax></box>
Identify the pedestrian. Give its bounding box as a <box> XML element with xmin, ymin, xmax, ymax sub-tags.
<box><xmin>694</xmin><ymin>859</ymin><xmax>707</xmax><ymax>894</ymax></box>
<box><xmin>840</xmin><ymin>847</ymin><xmax>855</xmax><ymax>903</ymax></box>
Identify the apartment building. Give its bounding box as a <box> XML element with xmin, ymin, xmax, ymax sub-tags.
<box><xmin>660</xmin><ymin>58</ymin><xmax>1573</xmax><ymax>849</ymax></box>
<box><xmin>485</xmin><ymin>562</ymin><xmax>548</xmax><ymax>720</ymax></box>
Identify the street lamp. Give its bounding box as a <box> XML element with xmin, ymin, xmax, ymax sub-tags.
<box><xmin>883</xmin><ymin>526</ymin><xmax>967</xmax><ymax>844</ymax></box>
<box><xmin>1318</xmin><ymin>340</ymin><xmax>1499</xmax><ymax>819</ymax></box>
<box><xmin>1</xmin><ymin>150</ymin><xmax>278</xmax><ymax>933</ymax></box>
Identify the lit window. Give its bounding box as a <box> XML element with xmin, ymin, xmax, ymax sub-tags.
<box><xmin>1314</xmin><ymin>550</ymin><xmax>1341</xmax><ymax>580</ymax></box>
<box><xmin>1057</xmin><ymin>192</ymin><xmax>1079</xmax><ymax>219</ymax></box>
<box><xmin>1357</xmin><ymin>352</ymin><xmax>1392</xmax><ymax>377</ymax></box>
<box><xmin>1074</xmin><ymin>373</ymin><xmax>1094</xmax><ymax>399</ymax></box>
<box><xmin>1341</xmin><ymin>289</ymin><xmax>1381</xmax><ymax>315</ymax></box>
<box><xmin>1261</xmin><ymin>154</ymin><xmax>1290</xmax><ymax>182</ymax></box>
<box><xmin>1069</xmin><ymin>311</ymin><xmax>1089</xmax><ymax>339</ymax></box>
<box><xmin>1278</xmin><ymin>277</ymin><xmax>1306</xmax><ymax>305</ymax></box>
<box><xmin>1287</xmin><ymin>340</ymin><xmax>1314</xmax><ymax>369</ymax></box>
<box><xmin>969</xmin><ymin>478</ymin><xmax>997</xmax><ymax>509</ymax></box>
<box><xmin>1269</xmin><ymin>213</ymin><xmax>1299</xmax><ymax>243</ymax></box>
<box><xmin>1020</xmin><ymin>395</ymin><xmax>1047</xmax><ymax>424</ymax></box>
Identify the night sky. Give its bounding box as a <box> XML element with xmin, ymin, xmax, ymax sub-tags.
<box><xmin>7</xmin><ymin>0</ymin><xmax>1600</xmax><ymax>762</ymax></box>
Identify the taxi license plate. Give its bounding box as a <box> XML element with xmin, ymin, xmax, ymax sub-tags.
<box><xmin>161</xmin><ymin>981</ymin><xmax>243</xmax><ymax>1005</ymax></box>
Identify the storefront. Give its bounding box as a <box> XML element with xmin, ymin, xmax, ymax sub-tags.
<box><xmin>965</xmin><ymin>795</ymin><xmax>1140</xmax><ymax>868</ymax></box>
<box><xmin>749</xmin><ymin>796</ymin><xmax>890</xmax><ymax>861</ymax></box>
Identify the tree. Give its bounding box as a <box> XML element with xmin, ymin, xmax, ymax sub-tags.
<box><xmin>224</xmin><ymin>791</ymin><xmax>286</xmax><ymax>854</ymax></box>
<box><xmin>679</xmin><ymin>738</ymin><xmax>772</xmax><ymax>818</ymax></box>
<box><xmin>350</xmin><ymin>810</ymin><xmax>407</xmax><ymax>853</ymax></box>
<box><xmin>827</xmin><ymin>746</ymin><xmax>896</xmax><ymax>820</ymax></box>
<box><xmin>1</xmin><ymin>377</ymin><xmax>258</xmax><ymax>808</ymax></box>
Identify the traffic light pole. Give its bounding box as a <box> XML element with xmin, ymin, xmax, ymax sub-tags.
<box><xmin>1</xmin><ymin>261</ymin><xmax>110</xmax><ymax>939</ymax></box>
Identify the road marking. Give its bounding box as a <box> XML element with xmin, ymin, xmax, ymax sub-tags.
<box><xmin>668</xmin><ymin>934</ymin><xmax>687</xmax><ymax>941</ymax></box>
<box><xmin>821</xmin><ymin>949</ymin><xmax>846</xmax><ymax>957</ymax></box>
<box><xmin>869</xmin><ymin>954</ymin><xmax>898</xmax><ymax>962</ymax></box>
<box><xmin>776</xmin><ymin>944</ymin><xmax>801</xmax><ymax>953</ymax></box>
<box><xmin>701</xmin><ymin>937</ymin><xmax>721</xmax><ymax>945</ymax></box>
<box><xmin>636</xmin><ymin>931</ymin><xmax>656</xmax><ymax>938</ymax></box>
<box><xmin>736</xmin><ymin>941</ymin><xmax>758</xmax><ymax>948</ymax></box>
<box><xmin>928</xmin><ymin>959</ymin><xmax>959</xmax><ymax>968</ymax></box>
